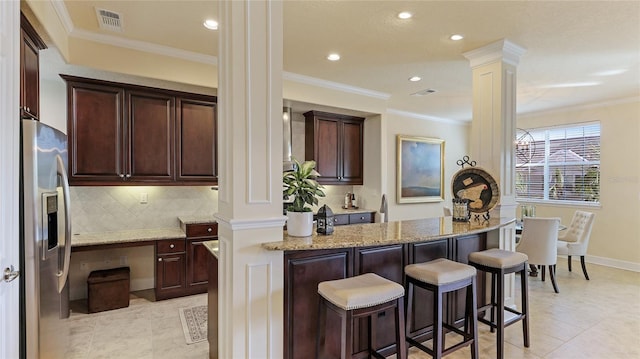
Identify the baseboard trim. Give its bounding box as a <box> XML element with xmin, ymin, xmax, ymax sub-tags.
<box><xmin>558</xmin><ymin>254</ymin><xmax>640</xmax><ymax>273</ymax></box>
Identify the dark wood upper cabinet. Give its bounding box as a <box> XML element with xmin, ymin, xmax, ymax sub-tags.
<box><xmin>176</xmin><ymin>97</ymin><xmax>217</xmax><ymax>182</ymax></box>
<box><xmin>62</xmin><ymin>75</ymin><xmax>217</xmax><ymax>185</ymax></box>
<box><xmin>304</xmin><ymin>111</ymin><xmax>364</xmax><ymax>185</ymax></box>
<box><xmin>20</xmin><ymin>13</ymin><xmax>47</xmax><ymax>121</ymax></box>
<box><xmin>127</xmin><ymin>90</ymin><xmax>175</xmax><ymax>181</ymax></box>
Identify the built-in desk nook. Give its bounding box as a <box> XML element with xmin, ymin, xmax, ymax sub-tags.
<box><xmin>257</xmin><ymin>216</ymin><xmax>514</xmax><ymax>358</ymax></box>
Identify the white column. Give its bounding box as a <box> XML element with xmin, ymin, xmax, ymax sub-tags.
<box><xmin>464</xmin><ymin>39</ymin><xmax>525</xmax><ymax>306</ymax></box>
<box><xmin>215</xmin><ymin>1</ymin><xmax>285</xmax><ymax>358</ymax></box>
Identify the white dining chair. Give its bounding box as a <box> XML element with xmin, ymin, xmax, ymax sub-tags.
<box><xmin>516</xmin><ymin>217</ymin><xmax>561</xmax><ymax>293</ymax></box>
<box><xmin>557</xmin><ymin>211</ymin><xmax>595</xmax><ymax>280</ymax></box>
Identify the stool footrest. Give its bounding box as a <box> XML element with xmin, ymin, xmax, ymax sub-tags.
<box><xmin>407</xmin><ymin>329</ymin><xmax>476</xmax><ymax>358</ymax></box>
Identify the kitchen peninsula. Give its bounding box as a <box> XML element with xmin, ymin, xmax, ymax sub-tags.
<box><xmin>260</xmin><ymin>216</ymin><xmax>514</xmax><ymax>358</ymax></box>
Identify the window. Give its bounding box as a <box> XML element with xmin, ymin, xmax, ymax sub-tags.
<box><xmin>516</xmin><ymin>123</ymin><xmax>600</xmax><ymax>203</ymax></box>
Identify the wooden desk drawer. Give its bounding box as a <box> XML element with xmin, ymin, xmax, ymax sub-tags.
<box><xmin>349</xmin><ymin>212</ymin><xmax>373</xmax><ymax>224</ymax></box>
<box><xmin>186</xmin><ymin>223</ymin><xmax>218</xmax><ymax>237</ymax></box>
<box><xmin>157</xmin><ymin>239</ymin><xmax>185</xmax><ymax>254</ymax></box>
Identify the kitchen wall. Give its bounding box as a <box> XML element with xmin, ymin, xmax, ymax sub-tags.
<box><xmin>517</xmin><ymin>99</ymin><xmax>640</xmax><ymax>270</ymax></box>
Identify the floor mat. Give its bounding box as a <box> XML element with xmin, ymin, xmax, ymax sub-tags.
<box><xmin>179</xmin><ymin>305</ymin><xmax>208</xmax><ymax>344</ymax></box>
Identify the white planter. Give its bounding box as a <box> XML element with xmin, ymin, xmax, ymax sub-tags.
<box><xmin>286</xmin><ymin>211</ymin><xmax>313</xmax><ymax>237</ymax></box>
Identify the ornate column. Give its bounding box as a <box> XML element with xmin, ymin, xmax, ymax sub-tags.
<box><xmin>464</xmin><ymin>39</ymin><xmax>526</xmax><ymax>305</ymax></box>
<box><xmin>215</xmin><ymin>1</ymin><xmax>285</xmax><ymax>358</ymax></box>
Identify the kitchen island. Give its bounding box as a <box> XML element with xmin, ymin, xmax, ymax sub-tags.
<box><xmin>262</xmin><ymin>216</ymin><xmax>514</xmax><ymax>359</ymax></box>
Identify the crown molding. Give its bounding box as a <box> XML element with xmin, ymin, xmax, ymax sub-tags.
<box><xmin>463</xmin><ymin>39</ymin><xmax>527</xmax><ymax>68</ymax></box>
<box><xmin>283</xmin><ymin>71</ymin><xmax>391</xmax><ymax>100</ymax></box>
<box><xmin>50</xmin><ymin>0</ymin><xmax>74</xmax><ymax>34</ymax></box>
<box><xmin>386</xmin><ymin>108</ymin><xmax>468</xmax><ymax>125</ymax></box>
<box><xmin>519</xmin><ymin>96</ymin><xmax>640</xmax><ymax>118</ymax></box>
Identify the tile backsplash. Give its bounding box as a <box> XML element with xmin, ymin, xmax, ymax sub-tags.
<box><xmin>70</xmin><ymin>186</ymin><xmax>218</xmax><ymax>233</ymax></box>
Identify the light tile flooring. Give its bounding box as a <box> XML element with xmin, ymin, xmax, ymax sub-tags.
<box><xmin>66</xmin><ymin>263</ymin><xmax>639</xmax><ymax>359</ymax></box>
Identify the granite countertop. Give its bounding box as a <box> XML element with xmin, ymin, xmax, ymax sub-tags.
<box><xmin>72</xmin><ymin>216</ymin><xmax>217</xmax><ymax>248</ymax></box>
<box><xmin>202</xmin><ymin>240</ymin><xmax>219</xmax><ymax>259</ymax></box>
<box><xmin>72</xmin><ymin>227</ymin><xmax>186</xmax><ymax>247</ymax></box>
<box><xmin>262</xmin><ymin>216</ymin><xmax>515</xmax><ymax>251</ymax></box>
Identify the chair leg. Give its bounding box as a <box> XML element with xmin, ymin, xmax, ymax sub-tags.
<box><xmin>496</xmin><ymin>272</ymin><xmax>505</xmax><ymax>359</ymax></box>
<box><xmin>520</xmin><ymin>266</ymin><xmax>530</xmax><ymax>348</ymax></box>
<box><xmin>580</xmin><ymin>256</ymin><xmax>590</xmax><ymax>280</ymax></box>
<box><xmin>469</xmin><ymin>279</ymin><xmax>479</xmax><ymax>359</ymax></box>
<box><xmin>549</xmin><ymin>265</ymin><xmax>560</xmax><ymax>293</ymax></box>
<box><xmin>489</xmin><ymin>272</ymin><xmax>496</xmax><ymax>333</ymax></box>
<box><xmin>316</xmin><ymin>297</ymin><xmax>327</xmax><ymax>359</ymax></box>
<box><xmin>568</xmin><ymin>255</ymin><xmax>572</xmax><ymax>272</ymax></box>
<box><xmin>395</xmin><ymin>298</ymin><xmax>408</xmax><ymax>359</ymax></box>
<box><xmin>433</xmin><ymin>290</ymin><xmax>443</xmax><ymax>359</ymax></box>
<box><xmin>541</xmin><ymin>266</ymin><xmax>546</xmax><ymax>282</ymax></box>
<box><xmin>342</xmin><ymin>309</ymin><xmax>353</xmax><ymax>359</ymax></box>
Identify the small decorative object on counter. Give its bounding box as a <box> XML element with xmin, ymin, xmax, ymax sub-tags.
<box><xmin>452</xmin><ymin>198</ymin><xmax>471</xmax><ymax>222</ymax></box>
<box><xmin>344</xmin><ymin>192</ymin><xmax>352</xmax><ymax>209</ymax></box>
<box><xmin>316</xmin><ymin>204</ymin><xmax>335</xmax><ymax>235</ymax></box>
<box><xmin>351</xmin><ymin>193</ymin><xmax>358</xmax><ymax>208</ymax></box>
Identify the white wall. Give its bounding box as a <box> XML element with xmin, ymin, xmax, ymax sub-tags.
<box><xmin>517</xmin><ymin>99</ymin><xmax>640</xmax><ymax>270</ymax></box>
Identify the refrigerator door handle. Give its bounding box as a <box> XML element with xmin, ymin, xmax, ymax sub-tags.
<box><xmin>56</xmin><ymin>155</ymin><xmax>72</xmax><ymax>293</ymax></box>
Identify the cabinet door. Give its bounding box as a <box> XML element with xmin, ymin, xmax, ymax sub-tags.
<box><xmin>176</xmin><ymin>98</ymin><xmax>217</xmax><ymax>182</ymax></box>
<box><xmin>20</xmin><ymin>14</ymin><xmax>45</xmax><ymax>120</ymax></box>
<box><xmin>340</xmin><ymin>120</ymin><xmax>363</xmax><ymax>184</ymax></box>
<box><xmin>313</xmin><ymin>118</ymin><xmax>340</xmax><ymax>182</ymax></box>
<box><xmin>353</xmin><ymin>245</ymin><xmax>405</xmax><ymax>356</ymax></box>
<box><xmin>406</xmin><ymin>239</ymin><xmax>449</xmax><ymax>341</ymax></box>
<box><xmin>127</xmin><ymin>91</ymin><xmax>175</xmax><ymax>181</ymax></box>
<box><xmin>67</xmin><ymin>81</ymin><xmax>126</xmax><ymax>183</ymax></box>
<box><xmin>284</xmin><ymin>249</ymin><xmax>352</xmax><ymax>359</ymax></box>
<box><xmin>452</xmin><ymin>234</ymin><xmax>487</xmax><ymax>326</ymax></box>
<box><xmin>156</xmin><ymin>253</ymin><xmax>186</xmax><ymax>300</ymax></box>
<box><xmin>186</xmin><ymin>239</ymin><xmax>210</xmax><ymax>294</ymax></box>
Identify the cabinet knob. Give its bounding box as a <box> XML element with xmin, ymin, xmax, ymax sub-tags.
<box><xmin>360</xmin><ymin>216</ymin><xmax>365</xmax><ymax>220</ymax></box>
<box><xmin>334</xmin><ymin>218</ymin><xmax>338</xmax><ymax>222</ymax></box>
<box><xmin>170</xmin><ymin>244</ymin><xmax>175</xmax><ymax>249</ymax></box>
<box><xmin>125</xmin><ymin>174</ymin><xmax>131</xmax><ymax>178</ymax></box>
<box><xmin>158</xmin><ymin>258</ymin><xmax>162</xmax><ymax>262</ymax></box>
<box><xmin>26</xmin><ymin>107</ymin><xmax>30</xmax><ymax>112</ymax></box>
<box><xmin>119</xmin><ymin>174</ymin><xmax>125</xmax><ymax>178</ymax></box>
<box><xmin>207</xmin><ymin>227</ymin><xmax>212</xmax><ymax>232</ymax></box>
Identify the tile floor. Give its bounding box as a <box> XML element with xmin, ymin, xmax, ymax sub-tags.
<box><xmin>66</xmin><ymin>262</ymin><xmax>640</xmax><ymax>359</ymax></box>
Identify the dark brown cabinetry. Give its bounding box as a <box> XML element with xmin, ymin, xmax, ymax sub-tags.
<box><xmin>62</xmin><ymin>75</ymin><xmax>217</xmax><ymax>185</ymax></box>
<box><xmin>176</xmin><ymin>98</ymin><xmax>217</xmax><ymax>182</ymax></box>
<box><xmin>304</xmin><ymin>111</ymin><xmax>364</xmax><ymax>185</ymax></box>
<box><xmin>20</xmin><ymin>13</ymin><xmax>46</xmax><ymax>120</ymax></box>
<box><xmin>185</xmin><ymin>223</ymin><xmax>217</xmax><ymax>295</ymax></box>
<box><xmin>283</xmin><ymin>234</ymin><xmax>487</xmax><ymax>358</ymax></box>
<box><xmin>155</xmin><ymin>238</ymin><xmax>187</xmax><ymax>300</ymax></box>
<box><xmin>332</xmin><ymin>211</ymin><xmax>375</xmax><ymax>226</ymax></box>
<box><xmin>155</xmin><ymin>222</ymin><xmax>217</xmax><ymax>300</ymax></box>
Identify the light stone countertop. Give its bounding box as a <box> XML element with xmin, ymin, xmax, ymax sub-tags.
<box><xmin>72</xmin><ymin>227</ymin><xmax>186</xmax><ymax>247</ymax></box>
<box><xmin>72</xmin><ymin>217</ymin><xmax>217</xmax><ymax>248</ymax></box>
<box><xmin>262</xmin><ymin>216</ymin><xmax>515</xmax><ymax>251</ymax></box>
<box><xmin>202</xmin><ymin>240</ymin><xmax>219</xmax><ymax>259</ymax></box>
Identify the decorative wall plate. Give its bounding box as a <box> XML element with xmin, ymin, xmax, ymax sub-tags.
<box><xmin>451</xmin><ymin>167</ymin><xmax>500</xmax><ymax>213</ymax></box>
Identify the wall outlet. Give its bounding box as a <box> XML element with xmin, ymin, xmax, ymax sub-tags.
<box><xmin>139</xmin><ymin>193</ymin><xmax>148</xmax><ymax>204</ymax></box>
<box><xmin>119</xmin><ymin>256</ymin><xmax>127</xmax><ymax>265</ymax></box>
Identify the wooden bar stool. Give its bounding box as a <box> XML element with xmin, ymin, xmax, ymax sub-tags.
<box><xmin>316</xmin><ymin>273</ymin><xmax>407</xmax><ymax>359</ymax></box>
<box><xmin>405</xmin><ymin>258</ymin><xmax>479</xmax><ymax>359</ymax></box>
<box><xmin>468</xmin><ymin>248</ymin><xmax>530</xmax><ymax>359</ymax></box>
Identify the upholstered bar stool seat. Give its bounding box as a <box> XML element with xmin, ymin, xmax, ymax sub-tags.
<box><xmin>468</xmin><ymin>249</ymin><xmax>530</xmax><ymax>359</ymax></box>
<box><xmin>316</xmin><ymin>273</ymin><xmax>407</xmax><ymax>359</ymax></box>
<box><xmin>405</xmin><ymin>258</ymin><xmax>479</xmax><ymax>359</ymax></box>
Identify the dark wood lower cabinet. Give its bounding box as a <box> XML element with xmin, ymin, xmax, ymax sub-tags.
<box><xmin>283</xmin><ymin>234</ymin><xmax>487</xmax><ymax>359</ymax></box>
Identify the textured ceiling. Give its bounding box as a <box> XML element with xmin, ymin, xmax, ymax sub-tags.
<box><xmin>42</xmin><ymin>1</ymin><xmax>640</xmax><ymax>121</ymax></box>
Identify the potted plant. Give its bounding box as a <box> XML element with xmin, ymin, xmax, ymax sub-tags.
<box><xmin>283</xmin><ymin>159</ymin><xmax>325</xmax><ymax>236</ymax></box>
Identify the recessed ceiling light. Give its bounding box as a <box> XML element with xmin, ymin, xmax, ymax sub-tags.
<box><xmin>398</xmin><ymin>12</ymin><xmax>412</xmax><ymax>19</ymax></box>
<box><xmin>409</xmin><ymin>76</ymin><xmax>421</xmax><ymax>82</ymax></box>
<box><xmin>327</xmin><ymin>53</ymin><xmax>340</xmax><ymax>61</ymax></box>
<box><xmin>411</xmin><ymin>88</ymin><xmax>437</xmax><ymax>96</ymax></box>
<box><xmin>450</xmin><ymin>34</ymin><xmax>464</xmax><ymax>41</ymax></box>
<box><xmin>203</xmin><ymin>19</ymin><xmax>218</xmax><ymax>30</ymax></box>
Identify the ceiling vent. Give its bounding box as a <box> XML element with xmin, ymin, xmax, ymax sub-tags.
<box><xmin>410</xmin><ymin>88</ymin><xmax>437</xmax><ymax>96</ymax></box>
<box><xmin>95</xmin><ymin>8</ymin><xmax>123</xmax><ymax>32</ymax></box>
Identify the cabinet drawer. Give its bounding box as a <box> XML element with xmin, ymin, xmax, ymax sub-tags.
<box><xmin>332</xmin><ymin>214</ymin><xmax>349</xmax><ymax>226</ymax></box>
<box><xmin>186</xmin><ymin>223</ymin><xmax>218</xmax><ymax>237</ymax></box>
<box><xmin>157</xmin><ymin>239</ymin><xmax>185</xmax><ymax>254</ymax></box>
<box><xmin>349</xmin><ymin>212</ymin><xmax>373</xmax><ymax>224</ymax></box>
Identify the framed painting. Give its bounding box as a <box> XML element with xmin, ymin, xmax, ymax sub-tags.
<box><xmin>396</xmin><ymin>135</ymin><xmax>444</xmax><ymax>203</ymax></box>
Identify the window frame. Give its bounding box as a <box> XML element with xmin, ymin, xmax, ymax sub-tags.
<box><xmin>515</xmin><ymin>122</ymin><xmax>601</xmax><ymax>206</ymax></box>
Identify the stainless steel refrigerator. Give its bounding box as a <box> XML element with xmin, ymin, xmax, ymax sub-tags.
<box><xmin>20</xmin><ymin>119</ymin><xmax>71</xmax><ymax>359</ymax></box>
